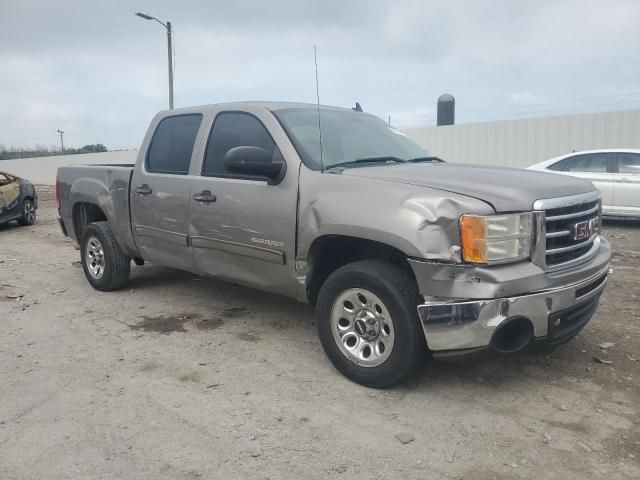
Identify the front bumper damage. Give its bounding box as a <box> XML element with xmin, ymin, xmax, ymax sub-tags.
<box><xmin>410</xmin><ymin>237</ymin><xmax>611</xmax><ymax>356</ymax></box>
<box><xmin>417</xmin><ymin>265</ymin><xmax>608</xmax><ymax>355</ymax></box>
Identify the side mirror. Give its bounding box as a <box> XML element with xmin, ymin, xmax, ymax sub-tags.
<box><xmin>223</xmin><ymin>146</ymin><xmax>286</xmax><ymax>185</ymax></box>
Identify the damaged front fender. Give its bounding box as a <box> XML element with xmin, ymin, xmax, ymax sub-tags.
<box><xmin>297</xmin><ymin>168</ymin><xmax>495</xmax><ymax>264</ymax></box>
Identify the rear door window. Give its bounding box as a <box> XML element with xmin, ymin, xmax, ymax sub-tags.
<box><xmin>566</xmin><ymin>153</ymin><xmax>611</xmax><ymax>173</ymax></box>
<box><xmin>146</xmin><ymin>114</ymin><xmax>202</xmax><ymax>174</ymax></box>
<box><xmin>618</xmin><ymin>153</ymin><xmax>640</xmax><ymax>174</ymax></box>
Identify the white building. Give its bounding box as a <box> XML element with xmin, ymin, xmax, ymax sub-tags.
<box><xmin>405</xmin><ymin>108</ymin><xmax>640</xmax><ymax>168</ymax></box>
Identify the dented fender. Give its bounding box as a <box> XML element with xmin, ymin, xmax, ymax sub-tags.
<box><xmin>296</xmin><ymin>167</ymin><xmax>495</xmax><ymax>266</ymax></box>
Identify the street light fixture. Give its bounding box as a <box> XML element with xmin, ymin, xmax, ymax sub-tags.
<box><xmin>134</xmin><ymin>12</ymin><xmax>153</xmax><ymax>21</ymax></box>
<box><xmin>135</xmin><ymin>12</ymin><xmax>174</xmax><ymax>109</ymax></box>
<box><xmin>57</xmin><ymin>129</ymin><xmax>64</xmax><ymax>152</ymax></box>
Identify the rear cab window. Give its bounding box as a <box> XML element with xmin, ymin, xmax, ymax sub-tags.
<box><xmin>146</xmin><ymin>114</ymin><xmax>203</xmax><ymax>174</ymax></box>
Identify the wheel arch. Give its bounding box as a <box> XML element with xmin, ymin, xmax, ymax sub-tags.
<box><xmin>72</xmin><ymin>201</ymin><xmax>108</xmax><ymax>243</ymax></box>
<box><xmin>305</xmin><ymin>234</ymin><xmax>418</xmax><ymax>305</ymax></box>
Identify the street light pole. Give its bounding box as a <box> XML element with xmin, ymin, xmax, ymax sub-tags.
<box><xmin>135</xmin><ymin>12</ymin><xmax>174</xmax><ymax>110</ymax></box>
<box><xmin>166</xmin><ymin>21</ymin><xmax>173</xmax><ymax>110</ymax></box>
<box><xmin>57</xmin><ymin>129</ymin><xmax>64</xmax><ymax>152</ymax></box>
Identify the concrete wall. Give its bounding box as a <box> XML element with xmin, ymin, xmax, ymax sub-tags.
<box><xmin>0</xmin><ymin>150</ymin><xmax>137</xmax><ymax>184</ymax></box>
<box><xmin>405</xmin><ymin>109</ymin><xmax>640</xmax><ymax>168</ymax></box>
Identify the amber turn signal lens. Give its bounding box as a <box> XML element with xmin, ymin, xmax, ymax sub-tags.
<box><xmin>460</xmin><ymin>215</ymin><xmax>488</xmax><ymax>263</ymax></box>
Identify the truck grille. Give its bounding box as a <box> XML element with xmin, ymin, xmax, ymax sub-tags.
<box><xmin>543</xmin><ymin>198</ymin><xmax>601</xmax><ymax>267</ymax></box>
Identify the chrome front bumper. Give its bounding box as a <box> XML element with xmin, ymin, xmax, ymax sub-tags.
<box><xmin>417</xmin><ymin>264</ymin><xmax>609</xmax><ymax>352</ymax></box>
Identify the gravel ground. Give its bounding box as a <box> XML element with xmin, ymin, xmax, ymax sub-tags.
<box><xmin>1</xmin><ymin>188</ymin><xmax>639</xmax><ymax>480</ymax></box>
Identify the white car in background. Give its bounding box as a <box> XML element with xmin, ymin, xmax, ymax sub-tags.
<box><xmin>527</xmin><ymin>149</ymin><xmax>640</xmax><ymax>218</ymax></box>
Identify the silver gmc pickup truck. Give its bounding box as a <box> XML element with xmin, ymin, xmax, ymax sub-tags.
<box><xmin>57</xmin><ymin>102</ymin><xmax>611</xmax><ymax>387</ymax></box>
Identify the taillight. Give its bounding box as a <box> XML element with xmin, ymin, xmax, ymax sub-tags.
<box><xmin>55</xmin><ymin>176</ymin><xmax>60</xmax><ymax>211</ymax></box>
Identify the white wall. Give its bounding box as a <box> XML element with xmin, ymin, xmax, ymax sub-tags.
<box><xmin>0</xmin><ymin>150</ymin><xmax>137</xmax><ymax>184</ymax></box>
<box><xmin>405</xmin><ymin>109</ymin><xmax>640</xmax><ymax>168</ymax></box>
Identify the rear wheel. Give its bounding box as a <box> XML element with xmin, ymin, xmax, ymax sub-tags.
<box><xmin>80</xmin><ymin>222</ymin><xmax>130</xmax><ymax>291</ymax></box>
<box><xmin>17</xmin><ymin>198</ymin><xmax>36</xmax><ymax>226</ymax></box>
<box><xmin>316</xmin><ymin>260</ymin><xmax>426</xmax><ymax>388</ymax></box>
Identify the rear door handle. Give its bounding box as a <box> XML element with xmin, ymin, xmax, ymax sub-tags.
<box><xmin>192</xmin><ymin>190</ymin><xmax>217</xmax><ymax>203</ymax></box>
<box><xmin>135</xmin><ymin>184</ymin><xmax>153</xmax><ymax>195</ymax></box>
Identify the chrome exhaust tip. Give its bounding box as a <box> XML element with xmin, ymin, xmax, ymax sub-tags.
<box><xmin>491</xmin><ymin>316</ymin><xmax>534</xmax><ymax>354</ymax></box>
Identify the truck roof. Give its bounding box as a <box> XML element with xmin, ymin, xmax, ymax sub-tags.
<box><xmin>156</xmin><ymin>101</ymin><xmax>354</xmax><ymax>115</ymax></box>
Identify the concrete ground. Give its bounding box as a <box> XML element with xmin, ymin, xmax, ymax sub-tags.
<box><xmin>1</xmin><ymin>189</ymin><xmax>639</xmax><ymax>480</ymax></box>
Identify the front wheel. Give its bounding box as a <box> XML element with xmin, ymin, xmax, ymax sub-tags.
<box><xmin>316</xmin><ymin>260</ymin><xmax>427</xmax><ymax>388</ymax></box>
<box><xmin>80</xmin><ymin>221</ymin><xmax>130</xmax><ymax>291</ymax></box>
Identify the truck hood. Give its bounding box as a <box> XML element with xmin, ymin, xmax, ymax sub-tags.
<box><xmin>339</xmin><ymin>162</ymin><xmax>596</xmax><ymax>212</ymax></box>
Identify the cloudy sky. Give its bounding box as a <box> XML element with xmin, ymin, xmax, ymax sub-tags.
<box><xmin>1</xmin><ymin>0</ymin><xmax>639</xmax><ymax>150</ymax></box>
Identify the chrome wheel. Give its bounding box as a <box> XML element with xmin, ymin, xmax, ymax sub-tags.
<box><xmin>85</xmin><ymin>236</ymin><xmax>105</xmax><ymax>279</ymax></box>
<box><xmin>331</xmin><ymin>288</ymin><xmax>395</xmax><ymax>367</ymax></box>
<box><xmin>23</xmin><ymin>201</ymin><xmax>35</xmax><ymax>223</ymax></box>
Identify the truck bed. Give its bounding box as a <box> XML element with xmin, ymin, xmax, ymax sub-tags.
<box><xmin>57</xmin><ymin>164</ymin><xmax>139</xmax><ymax>257</ymax></box>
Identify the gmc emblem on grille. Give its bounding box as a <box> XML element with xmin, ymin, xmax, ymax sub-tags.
<box><xmin>574</xmin><ymin>217</ymin><xmax>599</xmax><ymax>241</ymax></box>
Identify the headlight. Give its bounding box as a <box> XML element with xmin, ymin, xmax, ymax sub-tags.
<box><xmin>460</xmin><ymin>213</ymin><xmax>532</xmax><ymax>264</ymax></box>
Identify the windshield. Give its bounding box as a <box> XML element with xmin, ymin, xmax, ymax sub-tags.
<box><xmin>274</xmin><ymin>108</ymin><xmax>433</xmax><ymax>170</ymax></box>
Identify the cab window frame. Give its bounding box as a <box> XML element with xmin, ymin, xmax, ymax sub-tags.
<box><xmin>201</xmin><ymin>110</ymin><xmax>282</xmax><ymax>182</ymax></box>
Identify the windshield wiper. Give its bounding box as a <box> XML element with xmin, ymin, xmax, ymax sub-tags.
<box><xmin>327</xmin><ymin>156</ymin><xmax>406</xmax><ymax>170</ymax></box>
<box><xmin>407</xmin><ymin>156</ymin><xmax>444</xmax><ymax>163</ymax></box>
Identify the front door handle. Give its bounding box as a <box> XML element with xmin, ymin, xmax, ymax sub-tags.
<box><xmin>135</xmin><ymin>184</ymin><xmax>153</xmax><ymax>195</ymax></box>
<box><xmin>192</xmin><ymin>190</ymin><xmax>217</xmax><ymax>203</ymax></box>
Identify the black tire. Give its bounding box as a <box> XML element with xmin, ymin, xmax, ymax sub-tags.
<box><xmin>17</xmin><ymin>198</ymin><xmax>36</xmax><ymax>226</ymax></box>
<box><xmin>316</xmin><ymin>260</ymin><xmax>427</xmax><ymax>388</ymax></box>
<box><xmin>80</xmin><ymin>221</ymin><xmax>130</xmax><ymax>291</ymax></box>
